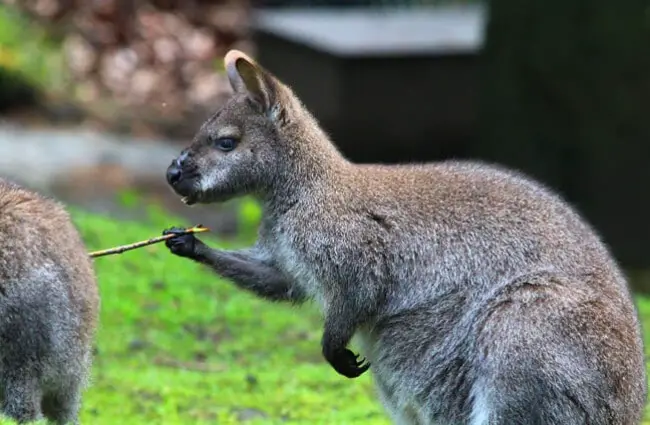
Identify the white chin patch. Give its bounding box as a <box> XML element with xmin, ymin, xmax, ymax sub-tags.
<box><xmin>199</xmin><ymin>169</ymin><xmax>223</xmax><ymax>193</ymax></box>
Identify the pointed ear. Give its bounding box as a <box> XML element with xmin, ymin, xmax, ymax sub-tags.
<box><xmin>224</xmin><ymin>49</ymin><xmax>281</xmax><ymax>116</ymax></box>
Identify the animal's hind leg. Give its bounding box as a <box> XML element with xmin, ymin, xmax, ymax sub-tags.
<box><xmin>471</xmin><ymin>272</ymin><xmax>643</xmax><ymax>425</ymax></box>
<box><xmin>42</xmin><ymin>385</ymin><xmax>81</xmax><ymax>425</ymax></box>
<box><xmin>1</xmin><ymin>370</ymin><xmax>43</xmax><ymax>423</ymax></box>
<box><xmin>374</xmin><ymin>375</ymin><xmax>422</xmax><ymax>425</ymax></box>
<box><xmin>470</xmin><ymin>377</ymin><xmax>589</xmax><ymax>425</ymax></box>
<box><xmin>42</xmin><ymin>372</ymin><xmax>84</xmax><ymax>425</ymax></box>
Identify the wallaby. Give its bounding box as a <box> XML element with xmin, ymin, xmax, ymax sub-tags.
<box><xmin>0</xmin><ymin>178</ymin><xmax>100</xmax><ymax>424</ymax></box>
<box><xmin>162</xmin><ymin>49</ymin><xmax>647</xmax><ymax>425</ymax></box>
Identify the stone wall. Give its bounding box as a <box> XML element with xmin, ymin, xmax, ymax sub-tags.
<box><xmin>2</xmin><ymin>0</ymin><xmax>252</xmax><ymax>139</ymax></box>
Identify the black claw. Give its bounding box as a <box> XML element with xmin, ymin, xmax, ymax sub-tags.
<box><xmin>163</xmin><ymin>225</ymin><xmax>198</xmax><ymax>258</ymax></box>
<box><xmin>324</xmin><ymin>347</ymin><xmax>371</xmax><ymax>379</ymax></box>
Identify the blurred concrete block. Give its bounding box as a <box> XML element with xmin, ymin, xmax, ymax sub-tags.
<box><xmin>251</xmin><ymin>5</ymin><xmax>486</xmax><ymax>163</ymax></box>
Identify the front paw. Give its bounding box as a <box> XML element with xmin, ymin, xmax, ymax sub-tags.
<box><xmin>163</xmin><ymin>226</ymin><xmax>198</xmax><ymax>258</ymax></box>
<box><xmin>323</xmin><ymin>347</ymin><xmax>370</xmax><ymax>379</ymax></box>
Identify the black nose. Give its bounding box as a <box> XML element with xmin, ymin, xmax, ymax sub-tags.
<box><xmin>166</xmin><ymin>160</ymin><xmax>182</xmax><ymax>185</ymax></box>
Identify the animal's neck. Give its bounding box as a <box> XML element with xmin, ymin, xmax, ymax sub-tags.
<box><xmin>263</xmin><ymin>124</ymin><xmax>349</xmax><ymax>214</ymax></box>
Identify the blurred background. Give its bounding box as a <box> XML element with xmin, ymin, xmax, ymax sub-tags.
<box><xmin>0</xmin><ymin>0</ymin><xmax>648</xmax><ymax>423</ymax></box>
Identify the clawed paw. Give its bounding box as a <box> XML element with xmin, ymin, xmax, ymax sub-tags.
<box><xmin>163</xmin><ymin>226</ymin><xmax>197</xmax><ymax>258</ymax></box>
<box><xmin>325</xmin><ymin>347</ymin><xmax>371</xmax><ymax>379</ymax></box>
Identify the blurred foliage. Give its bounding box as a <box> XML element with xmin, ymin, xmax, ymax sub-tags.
<box><xmin>238</xmin><ymin>196</ymin><xmax>264</xmax><ymax>241</ymax></box>
<box><xmin>116</xmin><ymin>188</ymin><xmax>141</xmax><ymax>210</ymax></box>
<box><xmin>0</xmin><ymin>5</ymin><xmax>65</xmax><ymax>93</ymax></box>
<box><xmin>0</xmin><ymin>0</ymin><xmax>247</xmax><ymax>138</ymax></box>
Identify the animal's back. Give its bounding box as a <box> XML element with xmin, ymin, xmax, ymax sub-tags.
<box><xmin>0</xmin><ymin>178</ymin><xmax>99</xmax><ymax>424</ymax></box>
<box><xmin>343</xmin><ymin>160</ymin><xmax>629</xmax><ymax>299</ymax></box>
<box><xmin>334</xmin><ymin>160</ymin><xmax>646</xmax><ymax>424</ymax></box>
<box><xmin>0</xmin><ymin>178</ymin><xmax>98</xmax><ymax>338</ymax></box>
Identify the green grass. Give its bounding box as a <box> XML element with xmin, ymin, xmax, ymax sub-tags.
<box><xmin>0</xmin><ymin>203</ymin><xmax>649</xmax><ymax>424</ymax></box>
<box><xmin>73</xmin><ymin>207</ymin><xmax>387</xmax><ymax>425</ymax></box>
<box><xmin>76</xmin><ymin>204</ymin><xmax>650</xmax><ymax>424</ymax></box>
<box><xmin>1</xmin><ymin>203</ymin><xmax>650</xmax><ymax>424</ymax></box>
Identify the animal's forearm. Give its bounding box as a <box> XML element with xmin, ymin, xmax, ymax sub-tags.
<box><xmin>192</xmin><ymin>242</ymin><xmax>305</xmax><ymax>303</ymax></box>
<box><xmin>321</xmin><ymin>290</ymin><xmax>376</xmax><ymax>378</ymax></box>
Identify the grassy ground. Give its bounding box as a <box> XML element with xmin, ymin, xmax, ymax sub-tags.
<box><xmin>59</xmin><ymin>205</ymin><xmax>387</xmax><ymax>425</ymax></box>
<box><xmin>0</xmin><ymin>203</ymin><xmax>647</xmax><ymax>425</ymax></box>
<box><xmin>68</xmin><ymin>205</ymin><xmax>388</xmax><ymax>425</ymax></box>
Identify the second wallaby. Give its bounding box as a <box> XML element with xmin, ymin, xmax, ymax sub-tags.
<box><xmin>0</xmin><ymin>178</ymin><xmax>100</xmax><ymax>424</ymax></box>
<box><xmin>163</xmin><ymin>50</ymin><xmax>647</xmax><ymax>425</ymax></box>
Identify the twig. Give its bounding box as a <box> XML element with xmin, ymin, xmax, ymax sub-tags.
<box><xmin>88</xmin><ymin>225</ymin><xmax>210</xmax><ymax>258</ymax></box>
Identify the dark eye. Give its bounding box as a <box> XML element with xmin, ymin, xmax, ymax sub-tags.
<box><xmin>212</xmin><ymin>137</ymin><xmax>237</xmax><ymax>152</ymax></box>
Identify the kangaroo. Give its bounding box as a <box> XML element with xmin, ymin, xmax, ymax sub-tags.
<box><xmin>0</xmin><ymin>178</ymin><xmax>100</xmax><ymax>424</ymax></box>
<box><xmin>162</xmin><ymin>49</ymin><xmax>647</xmax><ymax>424</ymax></box>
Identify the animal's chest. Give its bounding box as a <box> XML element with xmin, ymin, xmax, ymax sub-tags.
<box><xmin>271</xmin><ymin>231</ymin><xmax>328</xmax><ymax>308</ymax></box>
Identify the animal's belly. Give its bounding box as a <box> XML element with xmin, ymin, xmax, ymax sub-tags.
<box><xmin>372</xmin><ymin>368</ymin><xmax>435</xmax><ymax>425</ymax></box>
<box><xmin>354</xmin><ymin>329</ymin><xmax>430</xmax><ymax>425</ymax></box>
<box><xmin>354</xmin><ymin>323</ymin><xmax>470</xmax><ymax>425</ymax></box>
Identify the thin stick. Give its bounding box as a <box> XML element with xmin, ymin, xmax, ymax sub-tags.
<box><xmin>88</xmin><ymin>225</ymin><xmax>210</xmax><ymax>258</ymax></box>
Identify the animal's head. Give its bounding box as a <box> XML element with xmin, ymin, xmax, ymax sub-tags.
<box><xmin>165</xmin><ymin>49</ymin><xmax>317</xmax><ymax>206</ymax></box>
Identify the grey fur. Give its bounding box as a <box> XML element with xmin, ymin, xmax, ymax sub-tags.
<box><xmin>164</xmin><ymin>50</ymin><xmax>647</xmax><ymax>424</ymax></box>
<box><xmin>0</xmin><ymin>178</ymin><xmax>100</xmax><ymax>424</ymax></box>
